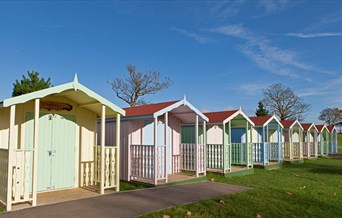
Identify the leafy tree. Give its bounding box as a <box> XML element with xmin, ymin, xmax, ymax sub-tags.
<box><xmin>261</xmin><ymin>83</ymin><xmax>311</xmax><ymax>121</ymax></box>
<box><xmin>109</xmin><ymin>64</ymin><xmax>172</xmax><ymax>107</ymax></box>
<box><xmin>318</xmin><ymin>107</ymin><xmax>342</xmax><ymax>125</ymax></box>
<box><xmin>255</xmin><ymin>101</ymin><xmax>269</xmax><ymax>116</ymax></box>
<box><xmin>12</xmin><ymin>71</ymin><xmax>52</xmax><ymax>97</ymax></box>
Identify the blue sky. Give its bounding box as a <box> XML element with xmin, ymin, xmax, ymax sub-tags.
<box><xmin>0</xmin><ymin>1</ymin><xmax>341</xmax><ymax>123</ymax></box>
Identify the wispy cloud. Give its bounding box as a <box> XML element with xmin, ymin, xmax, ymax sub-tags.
<box><xmin>258</xmin><ymin>0</ymin><xmax>288</xmax><ymax>14</ymax></box>
<box><xmin>172</xmin><ymin>27</ymin><xmax>213</xmax><ymax>44</ymax></box>
<box><xmin>209</xmin><ymin>0</ymin><xmax>245</xmax><ymax>19</ymax></box>
<box><xmin>212</xmin><ymin>24</ymin><xmax>330</xmax><ymax>79</ymax></box>
<box><xmin>287</xmin><ymin>32</ymin><xmax>342</xmax><ymax>38</ymax></box>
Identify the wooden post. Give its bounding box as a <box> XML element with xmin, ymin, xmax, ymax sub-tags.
<box><xmin>154</xmin><ymin>116</ymin><xmax>158</xmax><ymax>185</ymax></box>
<box><xmin>289</xmin><ymin>128</ymin><xmax>292</xmax><ymax>161</ymax></box>
<box><xmin>222</xmin><ymin>122</ymin><xmax>226</xmax><ymax>174</ymax></box>
<box><xmin>314</xmin><ymin>130</ymin><xmax>318</xmax><ymax>157</ymax></box>
<box><xmin>100</xmin><ymin>105</ymin><xmax>105</xmax><ymax>194</ymax></box>
<box><xmin>245</xmin><ymin>121</ymin><xmax>249</xmax><ymax>168</ymax></box>
<box><xmin>32</xmin><ymin>99</ymin><xmax>40</xmax><ymax>206</ymax></box>
<box><xmin>228</xmin><ymin>121</ymin><xmax>231</xmax><ymax>172</ymax></box>
<box><xmin>6</xmin><ymin>105</ymin><xmax>16</xmax><ymax>211</ymax></box>
<box><xmin>164</xmin><ymin>112</ymin><xmax>168</xmax><ymax>183</ymax></box>
<box><xmin>278</xmin><ymin>126</ymin><xmax>282</xmax><ymax>161</ymax></box>
<box><xmin>195</xmin><ymin>115</ymin><xmax>198</xmax><ymax>177</ymax></box>
<box><xmin>115</xmin><ymin>113</ymin><xmax>120</xmax><ymax>192</ymax></box>
<box><xmin>203</xmin><ymin>120</ymin><xmax>206</xmax><ymax>176</ymax></box>
<box><xmin>300</xmin><ymin>128</ymin><xmax>303</xmax><ymax>159</ymax></box>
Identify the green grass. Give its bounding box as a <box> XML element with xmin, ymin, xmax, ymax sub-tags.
<box><xmin>120</xmin><ymin>180</ymin><xmax>152</xmax><ymax>191</ymax></box>
<box><xmin>140</xmin><ymin>157</ymin><xmax>342</xmax><ymax>218</ymax></box>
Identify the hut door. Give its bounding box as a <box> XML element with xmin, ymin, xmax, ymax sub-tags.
<box><xmin>25</xmin><ymin>113</ymin><xmax>76</xmax><ymax>192</ymax></box>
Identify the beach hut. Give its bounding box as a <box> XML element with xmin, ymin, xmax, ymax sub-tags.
<box><xmin>102</xmin><ymin>99</ymin><xmax>208</xmax><ymax>185</ymax></box>
<box><xmin>327</xmin><ymin>125</ymin><xmax>338</xmax><ymax>154</ymax></box>
<box><xmin>183</xmin><ymin>109</ymin><xmax>254</xmax><ymax>175</ymax></box>
<box><xmin>316</xmin><ymin>125</ymin><xmax>330</xmax><ymax>156</ymax></box>
<box><xmin>250</xmin><ymin>115</ymin><xmax>283</xmax><ymax>168</ymax></box>
<box><xmin>300</xmin><ymin>123</ymin><xmax>318</xmax><ymax>158</ymax></box>
<box><xmin>0</xmin><ymin>76</ymin><xmax>125</xmax><ymax>211</ymax></box>
<box><xmin>280</xmin><ymin>120</ymin><xmax>304</xmax><ymax>162</ymax></box>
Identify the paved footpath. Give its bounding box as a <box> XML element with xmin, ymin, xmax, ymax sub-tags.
<box><xmin>0</xmin><ymin>182</ymin><xmax>250</xmax><ymax>218</ymax></box>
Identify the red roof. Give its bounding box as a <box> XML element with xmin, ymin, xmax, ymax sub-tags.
<box><xmin>301</xmin><ymin>123</ymin><xmax>313</xmax><ymax>131</ymax></box>
<box><xmin>327</xmin><ymin>125</ymin><xmax>335</xmax><ymax>132</ymax></box>
<box><xmin>249</xmin><ymin>116</ymin><xmax>272</xmax><ymax>126</ymax></box>
<box><xmin>204</xmin><ymin>110</ymin><xmax>238</xmax><ymax>123</ymax></box>
<box><xmin>280</xmin><ymin>120</ymin><xmax>296</xmax><ymax>128</ymax></box>
<box><xmin>123</xmin><ymin>100</ymin><xmax>179</xmax><ymax>117</ymax></box>
<box><xmin>315</xmin><ymin>124</ymin><xmax>327</xmax><ymax>132</ymax></box>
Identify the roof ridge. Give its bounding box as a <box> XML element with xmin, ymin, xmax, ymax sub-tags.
<box><xmin>123</xmin><ymin>100</ymin><xmax>180</xmax><ymax>109</ymax></box>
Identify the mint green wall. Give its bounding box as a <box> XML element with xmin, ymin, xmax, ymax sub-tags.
<box><xmin>181</xmin><ymin>126</ymin><xmax>203</xmax><ymax>144</ymax></box>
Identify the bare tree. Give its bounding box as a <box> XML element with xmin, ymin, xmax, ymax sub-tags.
<box><xmin>318</xmin><ymin>107</ymin><xmax>342</xmax><ymax>125</ymax></box>
<box><xmin>109</xmin><ymin>64</ymin><xmax>172</xmax><ymax>107</ymax></box>
<box><xmin>261</xmin><ymin>83</ymin><xmax>311</xmax><ymax>121</ymax></box>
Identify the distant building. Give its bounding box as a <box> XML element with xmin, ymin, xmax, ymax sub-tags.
<box><xmin>335</xmin><ymin>121</ymin><xmax>342</xmax><ymax>134</ymax></box>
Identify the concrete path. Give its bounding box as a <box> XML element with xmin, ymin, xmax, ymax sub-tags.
<box><xmin>0</xmin><ymin>182</ymin><xmax>250</xmax><ymax>218</ymax></box>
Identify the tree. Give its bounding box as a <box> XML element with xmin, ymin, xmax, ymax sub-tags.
<box><xmin>318</xmin><ymin>107</ymin><xmax>342</xmax><ymax>125</ymax></box>
<box><xmin>12</xmin><ymin>71</ymin><xmax>52</xmax><ymax>97</ymax></box>
<box><xmin>109</xmin><ymin>64</ymin><xmax>172</xmax><ymax>107</ymax></box>
<box><xmin>261</xmin><ymin>83</ymin><xmax>311</xmax><ymax>121</ymax></box>
<box><xmin>255</xmin><ymin>101</ymin><xmax>269</xmax><ymax>116</ymax></box>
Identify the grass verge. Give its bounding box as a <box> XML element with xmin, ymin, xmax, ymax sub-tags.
<box><xmin>140</xmin><ymin>157</ymin><xmax>342</xmax><ymax>218</ymax></box>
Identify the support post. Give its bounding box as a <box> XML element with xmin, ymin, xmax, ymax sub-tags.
<box><xmin>300</xmin><ymin>128</ymin><xmax>303</xmax><ymax>159</ymax></box>
<box><xmin>32</xmin><ymin>99</ymin><xmax>40</xmax><ymax>206</ymax></box>
<box><xmin>314</xmin><ymin>130</ymin><xmax>318</xmax><ymax>157</ymax></box>
<box><xmin>6</xmin><ymin>105</ymin><xmax>16</xmax><ymax>211</ymax></box>
<box><xmin>222</xmin><ymin>122</ymin><xmax>226</xmax><ymax>174</ymax></box>
<box><xmin>245</xmin><ymin>121</ymin><xmax>249</xmax><ymax>168</ymax></box>
<box><xmin>289</xmin><ymin>129</ymin><xmax>292</xmax><ymax>161</ymax></box>
<box><xmin>195</xmin><ymin>115</ymin><xmax>199</xmax><ymax>177</ymax></box>
<box><xmin>100</xmin><ymin>105</ymin><xmax>105</xmax><ymax>194</ymax></box>
<box><xmin>278</xmin><ymin>126</ymin><xmax>282</xmax><ymax>162</ymax></box>
<box><xmin>228</xmin><ymin>121</ymin><xmax>232</xmax><ymax>172</ymax></box>
<box><xmin>203</xmin><ymin>120</ymin><xmax>206</xmax><ymax>176</ymax></box>
<box><xmin>307</xmin><ymin>131</ymin><xmax>310</xmax><ymax>158</ymax></box>
<box><xmin>154</xmin><ymin>116</ymin><xmax>158</xmax><ymax>185</ymax></box>
<box><xmin>164</xmin><ymin>112</ymin><xmax>168</xmax><ymax>183</ymax></box>
<box><xmin>115</xmin><ymin>113</ymin><xmax>120</xmax><ymax>191</ymax></box>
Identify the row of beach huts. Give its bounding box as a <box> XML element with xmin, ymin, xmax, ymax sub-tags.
<box><xmin>0</xmin><ymin>77</ymin><xmax>338</xmax><ymax>210</ymax></box>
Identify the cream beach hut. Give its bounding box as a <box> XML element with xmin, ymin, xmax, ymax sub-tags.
<box><xmin>280</xmin><ymin>120</ymin><xmax>304</xmax><ymax>162</ymax></box>
<box><xmin>300</xmin><ymin>123</ymin><xmax>318</xmax><ymax>158</ymax></box>
<box><xmin>0</xmin><ymin>76</ymin><xmax>125</xmax><ymax>210</ymax></box>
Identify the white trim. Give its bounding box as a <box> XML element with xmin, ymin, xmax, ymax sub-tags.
<box><xmin>32</xmin><ymin>99</ymin><xmax>40</xmax><ymax>206</ymax></box>
<box><xmin>115</xmin><ymin>113</ymin><xmax>121</xmax><ymax>192</ymax></box>
<box><xmin>222</xmin><ymin>109</ymin><xmax>255</xmax><ymax>126</ymax></box>
<box><xmin>153</xmin><ymin>99</ymin><xmax>208</xmax><ymax>122</ymax></box>
<box><xmin>259</xmin><ymin>115</ymin><xmax>284</xmax><ymax>128</ymax></box>
<box><xmin>288</xmin><ymin>120</ymin><xmax>304</xmax><ymax>130</ymax></box>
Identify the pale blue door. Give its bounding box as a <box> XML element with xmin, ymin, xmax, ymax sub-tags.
<box><xmin>25</xmin><ymin>113</ymin><xmax>76</xmax><ymax>191</ymax></box>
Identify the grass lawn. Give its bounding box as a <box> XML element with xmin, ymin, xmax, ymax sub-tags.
<box><xmin>141</xmin><ymin>157</ymin><xmax>342</xmax><ymax>218</ymax></box>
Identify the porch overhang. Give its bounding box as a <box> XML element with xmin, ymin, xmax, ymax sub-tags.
<box><xmin>0</xmin><ymin>75</ymin><xmax>125</xmax><ymax>117</ymax></box>
<box><xmin>153</xmin><ymin>99</ymin><xmax>209</xmax><ymax>123</ymax></box>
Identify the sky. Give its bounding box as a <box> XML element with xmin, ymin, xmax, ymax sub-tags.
<box><xmin>0</xmin><ymin>0</ymin><xmax>341</xmax><ymax>123</ymax></box>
